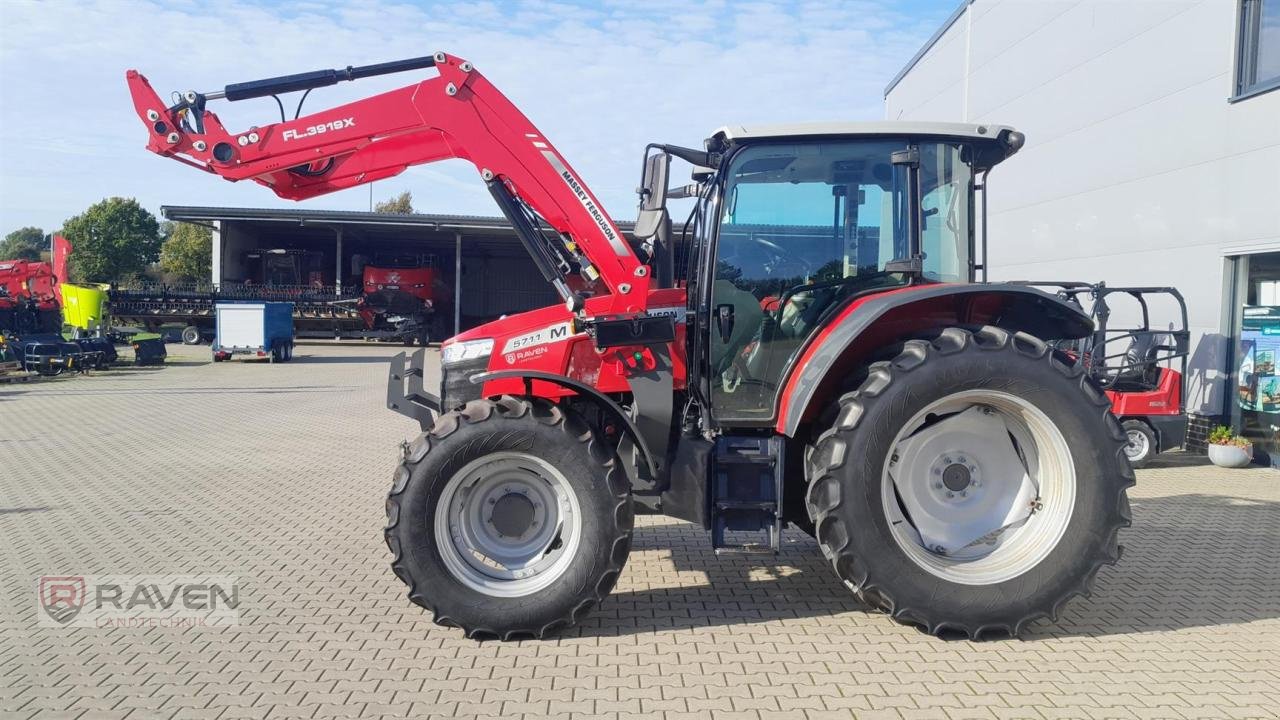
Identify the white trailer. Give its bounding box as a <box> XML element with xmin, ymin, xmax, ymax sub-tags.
<box><xmin>213</xmin><ymin>302</ymin><xmax>295</xmax><ymax>362</ymax></box>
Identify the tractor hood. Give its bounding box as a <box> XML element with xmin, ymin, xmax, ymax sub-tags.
<box><xmin>446</xmin><ymin>302</ymin><xmax>573</xmax><ymax>348</ymax></box>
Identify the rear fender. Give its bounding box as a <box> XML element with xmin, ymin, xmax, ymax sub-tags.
<box><xmin>776</xmin><ymin>283</ymin><xmax>1093</xmax><ymax>437</ymax></box>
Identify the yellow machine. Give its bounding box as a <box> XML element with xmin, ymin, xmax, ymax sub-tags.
<box><xmin>61</xmin><ymin>282</ymin><xmax>111</xmax><ymax>334</ymax></box>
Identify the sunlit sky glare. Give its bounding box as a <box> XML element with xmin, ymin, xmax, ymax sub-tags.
<box><xmin>0</xmin><ymin>0</ymin><xmax>958</xmax><ymax>234</ymax></box>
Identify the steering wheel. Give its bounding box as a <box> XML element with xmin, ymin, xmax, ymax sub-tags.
<box><xmin>751</xmin><ymin>236</ymin><xmax>812</xmax><ymax>279</ymax></box>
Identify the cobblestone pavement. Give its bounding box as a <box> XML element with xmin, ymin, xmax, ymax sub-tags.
<box><xmin>2</xmin><ymin>343</ymin><xmax>1278</xmax><ymax>719</ymax></box>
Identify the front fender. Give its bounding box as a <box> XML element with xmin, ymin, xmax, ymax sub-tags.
<box><xmin>776</xmin><ymin>283</ymin><xmax>1093</xmax><ymax>437</ymax></box>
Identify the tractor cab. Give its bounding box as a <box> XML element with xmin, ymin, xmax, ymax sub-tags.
<box><xmin>638</xmin><ymin>122</ymin><xmax>1027</xmax><ymax>422</ymax></box>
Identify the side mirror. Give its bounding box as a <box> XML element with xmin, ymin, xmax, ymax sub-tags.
<box><xmin>715</xmin><ymin>303</ymin><xmax>735</xmax><ymax>344</ymax></box>
<box><xmin>638</xmin><ymin>151</ymin><xmax>670</xmax><ymax>211</ymax></box>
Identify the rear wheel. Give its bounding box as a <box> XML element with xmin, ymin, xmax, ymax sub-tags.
<box><xmin>806</xmin><ymin>326</ymin><xmax>1133</xmax><ymax>638</ymax></box>
<box><xmin>385</xmin><ymin>396</ymin><xmax>633</xmax><ymax>638</ymax></box>
<box><xmin>181</xmin><ymin>326</ymin><xmax>201</xmax><ymax>345</ymax></box>
<box><xmin>1121</xmin><ymin>419</ymin><xmax>1156</xmax><ymax>468</ymax></box>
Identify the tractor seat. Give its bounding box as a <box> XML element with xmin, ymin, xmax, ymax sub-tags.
<box><xmin>1109</xmin><ymin>332</ymin><xmax>1165</xmax><ymax>391</ymax></box>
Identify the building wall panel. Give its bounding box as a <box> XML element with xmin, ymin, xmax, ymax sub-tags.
<box><xmin>885</xmin><ymin>0</ymin><xmax>1280</xmax><ymax>416</ymax></box>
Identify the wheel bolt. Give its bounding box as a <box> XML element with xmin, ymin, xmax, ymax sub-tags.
<box><xmin>934</xmin><ymin>482</ymin><xmax>943</xmax><ymax>490</ymax></box>
<box><xmin>934</xmin><ymin>468</ymin><xmax>942</xmax><ymax>475</ymax></box>
<box><xmin>488</xmin><ymin>498</ymin><xmax>496</xmax><ymax>505</ymax></box>
<box><xmin>946</xmin><ymin>492</ymin><xmax>954</xmax><ymax>498</ymax></box>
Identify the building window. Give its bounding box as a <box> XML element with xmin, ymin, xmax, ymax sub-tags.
<box><xmin>1236</xmin><ymin>0</ymin><xmax>1280</xmax><ymax>99</ymax></box>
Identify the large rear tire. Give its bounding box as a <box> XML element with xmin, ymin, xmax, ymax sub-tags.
<box><xmin>806</xmin><ymin>326</ymin><xmax>1133</xmax><ymax>638</ymax></box>
<box><xmin>385</xmin><ymin>396</ymin><xmax>633</xmax><ymax>639</ymax></box>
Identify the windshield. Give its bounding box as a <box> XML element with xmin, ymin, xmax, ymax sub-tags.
<box><xmin>709</xmin><ymin>138</ymin><xmax>975</xmax><ymax>420</ymax></box>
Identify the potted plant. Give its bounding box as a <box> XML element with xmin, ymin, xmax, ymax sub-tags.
<box><xmin>1207</xmin><ymin>426</ymin><xmax>1254</xmax><ymax>468</ymax></box>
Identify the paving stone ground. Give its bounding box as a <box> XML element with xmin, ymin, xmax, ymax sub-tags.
<box><xmin>1</xmin><ymin>342</ymin><xmax>1278</xmax><ymax>719</ymax></box>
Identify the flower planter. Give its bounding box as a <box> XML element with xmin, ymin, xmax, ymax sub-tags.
<box><xmin>1208</xmin><ymin>443</ymin><xmax>1253</xmax><ymax>468</ymax></box>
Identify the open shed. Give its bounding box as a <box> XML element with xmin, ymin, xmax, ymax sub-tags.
<box><xmin>163</xmin><ymin>206</ymin><xmax>639</xmax><ymax>334</ymax></box>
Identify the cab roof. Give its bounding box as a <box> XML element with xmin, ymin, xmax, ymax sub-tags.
<box><xmin>709</xmin><ymin>121</ymin><xmax>1025</xmax><ymax>170</ymax></box>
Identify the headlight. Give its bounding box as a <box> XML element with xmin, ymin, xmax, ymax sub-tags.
<box><xmin>441</xmin><ymin>338</ymin><xmax>493</xmax><ymax>365</ymax></box>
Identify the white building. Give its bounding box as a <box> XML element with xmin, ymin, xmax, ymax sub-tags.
<box><xmin>885</xmin><ymin>0</ymin><xmax>1280</xmax><ymax>455</ymax></box>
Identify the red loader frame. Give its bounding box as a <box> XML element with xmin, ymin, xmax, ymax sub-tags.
<box><xmin>127</xmin><ymin>54</ymin><xmax>649</xmax><ymax>315</ymax></box>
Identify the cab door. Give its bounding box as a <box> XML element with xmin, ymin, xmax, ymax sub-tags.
<box><xmin>706</xmin><ymin>139</ymin><xmax>974</xmax><ymax>424</ymax></box>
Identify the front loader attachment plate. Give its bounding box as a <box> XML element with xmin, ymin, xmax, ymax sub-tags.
<box><xmin>388</xmin><ymin>349</ymin><xmax>439</xmax><ymax>429</ymax></box>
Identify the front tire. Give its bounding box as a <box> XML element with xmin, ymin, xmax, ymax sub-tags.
<box><xmin>806</xmin><ymin>326</ymin><xmax>1133</xmax><ymax>638</ymax></box>
<box><xmin>181</xmin><ymin>326</ymin><xmax>201</xmax><ymax>345</ymax></box>
<box><xmin>385</xmin><ymin>396</ymin><xmax>633</xmax><ymax>639</ymax></box>
<box><xmin>1121</xmin><ymin>419</ymin><xmax>1156</xmax><ymax>468</ymax></box>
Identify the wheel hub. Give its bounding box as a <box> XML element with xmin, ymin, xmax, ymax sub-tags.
<box><xmin>490</xmin><ymin>491</ymin><xmax>537</xmax><ymax>538</ymax></box>
<box><xmin>434</xmin><ymin>453</ymin><xmax>580</xmax><ymax>597</ymax></box>
<box><xmin>1125</xmin><ymin>429</ymin><xmax>1149</xmax><ymax>460</ymax></box>
<box><xmin>933</xmin><ymin>454</ymin><xmax>981</xmax><ymax>498</ymax></box>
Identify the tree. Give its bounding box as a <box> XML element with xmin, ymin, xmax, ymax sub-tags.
<box><xmin>60</xmin><ymin>198</ymin><xmax>161</xmax><ymax>282</ymax></box>
<box><xmin>0</xmin><ymin>226</ymin><xmax>45</xmax><ymax>261</ymax></box>
<box><xmin>159</xmin><ymin>222</ymin><xmax>213</xmax><ymax>281</ymax></box>
<box><xmin>374</xmin><ymin>191</ymin><xmax>415</xmax><ymax>214</ymax></box>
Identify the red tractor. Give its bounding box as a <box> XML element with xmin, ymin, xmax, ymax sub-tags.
<box><xmin>129</xmin><ymin>54</ymin><xmax>1132</xmax><ymax>639</ymax></box>
<box><xmin>1027</xmin><ymin>283</ymin><xmax>1189</xmax><ymax>468</ymax></box>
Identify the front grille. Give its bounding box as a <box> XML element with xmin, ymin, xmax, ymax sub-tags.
<box><xmin>441</xmin><ymin>356</ymin><xmax>490</xmax><ymax>410</ymax></box>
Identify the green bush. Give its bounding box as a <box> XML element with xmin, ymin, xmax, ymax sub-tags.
<box><xmin>1208</xmin><ymin>425</ymin><xmax>1251</xmax><ymax>449</ymax></box>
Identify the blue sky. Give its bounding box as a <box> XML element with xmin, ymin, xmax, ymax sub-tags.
<box><xmin>0</xmin><ymin>0</ymin><xmax>958</xmax><ymax>235</ymax></box>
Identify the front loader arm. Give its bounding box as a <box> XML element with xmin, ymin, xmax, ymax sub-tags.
<box><xmin>126</xmin><ymin>52</ymin><xmax>649</xmax><ymax>313</ymax></box>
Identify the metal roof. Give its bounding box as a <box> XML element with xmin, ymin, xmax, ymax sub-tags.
<box><xmin>883</xmin><ymin>0</ymin><xmax>974</xmax><ymax>98</ymax></box>
<box><xmin>712</xmin><ymin>120</ymin><xmax>1012</xmax><ymax>143</ymax></box>
<box><xmin>162</xmin><ymin>206</ymin><xmax>636</xmax><ymax>233</ymax></box>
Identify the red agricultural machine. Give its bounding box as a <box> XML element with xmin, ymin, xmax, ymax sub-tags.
<box><xmin>0</xmin><ymin>259</ymin><xmax>61</xmax><ymax>336</ymax></box>
<box><xmin>129</xmin><ymin>53</ymin><xmax>1132</xmax><ymax>639</ymax></box>
<box><xmin>358</xmin><ymin>260</ymin><xmax>440</xmax><ymax>346</ymax></box>
<box><xmin>1025</xmin><ymin>282</ymin><xmax>1190</xmax><ymax>467</ymax></box>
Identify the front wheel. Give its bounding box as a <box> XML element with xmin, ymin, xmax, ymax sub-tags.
<box><xmin>181</xmin><ymin>326</ymin><xmax>201</xmax><ymax>345</ymax></box>
<box><xmin>1121</xmin><ymin>419</ymin><xmax>1156</xmax><ymax>468</ymax></box>
<box><xmin>385</xmin><ymin>396</ymin><xmax>633</xmax><ymax>639</ymax></box>
<box><xmin>806</xmin><ymin>326</ymin><xmax>1133</xmax><ymax>638</ymax></box>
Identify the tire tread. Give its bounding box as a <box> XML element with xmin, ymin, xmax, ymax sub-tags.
<box><xmin>804</xmin><ymin>326</ymin><xmax>1131</xmax><ymax>639</ymax></box>
<box><xmin>385</xmin><ymin>395</ymin><xmax>632</xmax><ymax>639</ymax></box>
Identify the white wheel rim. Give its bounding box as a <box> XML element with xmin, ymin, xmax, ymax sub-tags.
<box><xmin>881</xmin><ymin>390</ymin><xmax>1076</xmax><ymax>586</ymax></box>
<box><xmin>1124</xmin><ymin>429</ymin><xmax>1149</xmax><ymax>461</ymax></box>
<box><xmin>433</xmin><ymin>452</ymin><xmax>582</xmax><ymax>597</ymax></box>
